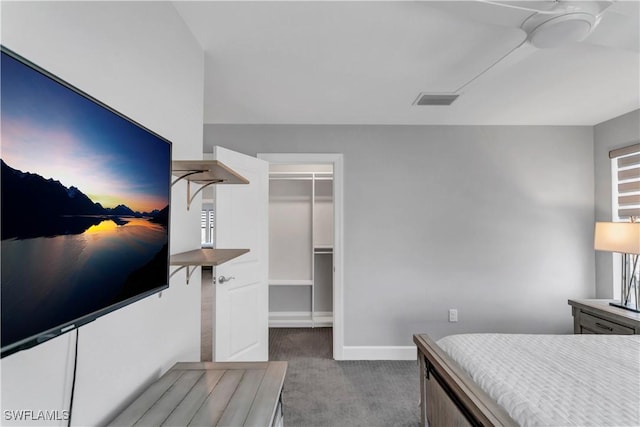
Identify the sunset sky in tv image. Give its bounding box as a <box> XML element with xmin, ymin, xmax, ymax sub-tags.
<box><xmin>0</xmin><ymin>52</ymin><xmax>170</xmax><ymax>213</ymax></box>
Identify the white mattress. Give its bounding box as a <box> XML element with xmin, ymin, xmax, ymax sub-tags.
<box><xmin>436</xmin><ymin>334</ymin><xmax>640</xmax><ymax>427</ymax></box>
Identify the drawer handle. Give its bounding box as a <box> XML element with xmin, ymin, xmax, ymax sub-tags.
<box><xmin>595</xmin><ymin>322</ymin><xmax>613</xmax><ymax>331</ymax></box>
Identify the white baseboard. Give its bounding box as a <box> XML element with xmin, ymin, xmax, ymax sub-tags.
<box><xmin>342</xmin><ymin>345</ymin><xmax>416</xmax><ymax>360</ymax></box>
<box><xmin>312</xmin><ymin>312</ymin><xmax>333</xmax><ymax>328</ymax></box>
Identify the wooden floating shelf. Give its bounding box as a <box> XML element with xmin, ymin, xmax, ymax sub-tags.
<box><xmin>171</xmin><ymin>248</ymin><xmax>249</xmax><ymax>266</ymax></box>
<box><xmin>172</xmin><ymin>160</ymin><xmax>249</xmax><ymax>185</ymax></box>
<box><xmin>170</xmin><ymin>248</ymin><xmax>249</xmax><ymax>284</ymax></box>
<box><xmin>171</xmin><ymin>160</ymin><xmax>249</xmax><ymax>210</ymax></box>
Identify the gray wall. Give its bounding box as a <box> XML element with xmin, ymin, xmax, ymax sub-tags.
<box><xmin>205</xmin><ymin>125</ymin><xmax>595</xmax><ymax>345</ymax></box>
<box><xmin>594</xmin><ymin>109</ymin><xmax>640</xmax><ymax>298</ymax></box>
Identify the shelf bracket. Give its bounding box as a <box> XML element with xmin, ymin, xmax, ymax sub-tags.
<box><xmin>171</xmin><ymin>161</ymin><xmax>249</xmax><ymax>210</ymax></box>
<box><xmin>171</xmin><ymin>170</ymin><xmax>206</xmax><ymax>187</ymax></box>
<box><xmin>169</xmin><ymin>265</ymin><xmax>198</xmax><ymax>285</ymax></box>
<box><xmin>171</xmin><ymin>169</ymin><xmax>223</xmax><ymax>211</ymax></box>
<box><xmin>186</xmin><ymin>180</ymin><xmax>221</xmax><ymax>211</ymax></box>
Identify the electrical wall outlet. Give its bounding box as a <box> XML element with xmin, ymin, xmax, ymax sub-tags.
<box><xmin>448</xmin><ymin>308</ymin><xmax>458</xmax><ymax>322</ymax></box>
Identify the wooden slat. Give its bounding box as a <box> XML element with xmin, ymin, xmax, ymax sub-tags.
<box><xmin>216</xmin><ymin>369</ymin><xmax>265</xmax><ymax>426</ymax></box>
<box><xmin>135</xmin><ymin>370</ymin><xmax>204</xmax><ymax>426</ymax></box>
<box><xmin>174</xmin><ymin>361</ymin><xmax>269</xmax><ymax>370</ymax></box>
<box><xmin>618</xmin><ymin>154</ymin><xmax>640</xmax><ymax>168</ymax></box>
<box><xmin>107</xmin><ymin>370</ymin><xmax>184</xmax><ymax>427</ymax></box>
<box><xmin>188</xmin><ymin>370</ymin><xmax>244</xmax><ymax>426</ymax></box>
<box><xmin>618</xmin><ymin>181</ymin><xmax>640</xmax><ymax>194</ymax></box>
<box><xmin>619</xmin><ymin>194</ymin><xmax>640</xmax><ymax>206</ymax></box>
<box><xmin>113</xmin><ymin>362</ymin><xmax>288</xmax><ymax>427</ymax></box>
<box><xmin>618</xmin><ymin>208</ymin><xmax>640</xmax><ymax>218</ymax></box>
<box><xmin>243</xmin><ymin>362</ymin><xmax>287</xmax><ymax>426</ymax></box>
<box><xmin>618</xmin><ymin>168</ymin><xmax>640</xmax><ymax>181</ymax></box>
<box><xmin>162</xmin><ymin>370</ymin><xmax>225</xmax><ymax>426</ymax></box>
<box><xmin>610</xmin><ymin>143</ymin><xmax>640</xmax><ymax>159</ymax></box>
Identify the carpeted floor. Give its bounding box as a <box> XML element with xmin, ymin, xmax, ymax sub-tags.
<box><xmin>269</xmin><ymin>328</ymin><xmax>420</xmax><ymax>427</ymax></box>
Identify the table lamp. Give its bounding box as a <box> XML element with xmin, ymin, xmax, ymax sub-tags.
<box><xmin>594</xmin><ymin>222</ymin><xmax>640</xmax><ymax>312</ymax></box>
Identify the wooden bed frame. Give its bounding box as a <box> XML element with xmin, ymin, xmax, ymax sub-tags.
<box><xmin>413</xmin><ymin>334</ymin><xmax>518</xmax><ymax>427</ymax></box>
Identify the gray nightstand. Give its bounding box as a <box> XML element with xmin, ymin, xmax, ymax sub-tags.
<box><xmin>568</xmin><ymin>299</ymin><xmax>640</xmax><ymax>335</ymax></box>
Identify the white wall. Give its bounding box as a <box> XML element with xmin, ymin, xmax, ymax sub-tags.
<box><xmin>205</xmin><ymin>124</ymin><xmax>595</xmax><ymax>346</ymax></box>
<box><xmin>594</xmin><ymin>109</ymin><xmax>640</xmax><ymax>298</ymax></box>
<box><xmin>1</xmin><ymin>2</ymin><xmax>203</xmax><ymax>425</ymax></box>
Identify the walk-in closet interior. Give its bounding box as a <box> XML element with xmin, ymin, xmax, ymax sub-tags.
<box><xmin>268</xmin><ymin>164</ymin><xmax>334</xmax><ymax>328</ymax></box>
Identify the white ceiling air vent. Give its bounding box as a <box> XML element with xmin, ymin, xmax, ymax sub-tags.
<box><xmin>414</xmin><ymin>93</ymin><xmax>459</xmax><ymax>106</ymax></box>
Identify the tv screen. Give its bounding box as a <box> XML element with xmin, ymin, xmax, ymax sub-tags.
<box><xmin>0</xmin><ymin>46</ymin><xmax>171</xmax><ymax>358</ymax></box>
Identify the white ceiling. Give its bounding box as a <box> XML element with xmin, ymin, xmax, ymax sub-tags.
<box><xmin>173</xmin><ymin>1</ymin><xmax>640</xmax><ymax>126</ymax></box>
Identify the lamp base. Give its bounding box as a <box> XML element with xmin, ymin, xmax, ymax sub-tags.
<box><xmin>609</xmin><ymin>302</ymin><xmax>640</xmax><ymax>313</ymax></box>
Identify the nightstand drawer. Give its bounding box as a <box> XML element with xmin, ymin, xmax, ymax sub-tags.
<box><xmin>580</xmin><ymin>312</ymin><xmax>634</xmax><ymax>335</ymax></box>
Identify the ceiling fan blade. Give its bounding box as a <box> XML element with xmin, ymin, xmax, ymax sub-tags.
<box><xmin>427</xmin><ymin>0</ymin><xmax>634</xmax><ymax>93</ymax></box>
<box><xmin>583</xmin><ymin>4</ymin><xmax>640</xmax><ymax>52</ymax></box>
<box><xmin>481</xmin><ymin>1</ymin><xmax>615</xmax><ymax>15</ymax></box>
<box><xmin>479</xmin><ymin>1</ymin><xmax>559</xmax><ymax>14</ymax></box>
<box><xmin>456</xmin><ymin>40</ymin><xmax>537</xmax><ymax>93</ymax></box>
<box><xmin>426</xmin><ymin>1</ymin><xmax>534</xmax><ymax>28</ymax></box>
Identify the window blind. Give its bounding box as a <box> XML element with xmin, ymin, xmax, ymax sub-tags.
<box><xmin>611</xmin><ymin>143</ymin><xmax>640</xmax><ymax>220</ymax></box>
<box><xmin>201</xmin><ymin>209</ymin><xmax>215</xmax><ymax>244</ymax></box>
<box><xmin>201</xmin><ymin>210</ymin><xmax>207</xmax><ymax>228</ymax></box>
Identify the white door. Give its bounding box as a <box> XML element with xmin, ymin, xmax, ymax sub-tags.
<box><xmin>213</xmin><ymin>146</ymin><xmax>269</xmax><ymax>361</ymax></box>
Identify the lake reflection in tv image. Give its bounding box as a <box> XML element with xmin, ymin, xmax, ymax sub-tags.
<box><xmin>0</xmin><ymin>49</ymin><xmax>170</xmax><ymax>352</ymax></box>
<box><xmin>1</xmin><ymin>219</ymin><xmax>168</xmax><ymax>348</ymax></box>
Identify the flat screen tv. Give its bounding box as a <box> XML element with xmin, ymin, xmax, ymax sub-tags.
<box><xmin>1</xmin><ymin>46</ymin><xmax>171</xmax><ymax>358</ymax></box>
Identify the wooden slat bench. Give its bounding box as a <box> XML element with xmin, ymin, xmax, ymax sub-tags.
<box><xmin>108</xmin><ymin>361</ymin><xmax>287</xmax><ymax>426</ymax></box>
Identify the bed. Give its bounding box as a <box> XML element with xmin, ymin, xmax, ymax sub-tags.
<box><xmin>413</xmin><ymin>333</ymin><xmax>640</xmax><ymax>427</ymax></box>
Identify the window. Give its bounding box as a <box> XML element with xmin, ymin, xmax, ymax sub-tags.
<box><xmin>201</xmin><ymin>209</ymin><xmax>214</xmax><ymax>246</ymax></box>
<box><xmin>611</xmin><ymin>143</ymin><xmax>640</xmax><ymax>221</ymax></box>
<box><xmin>610</xmin><ymin>143</ymin><xmax>639</xmax><ymax>299</ymax></box>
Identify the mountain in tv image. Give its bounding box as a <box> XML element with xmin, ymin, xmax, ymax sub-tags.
<box><xmin>1</xmin><ymin>159</ymin><xmax>168</xmax><ymax>240</ymax></box>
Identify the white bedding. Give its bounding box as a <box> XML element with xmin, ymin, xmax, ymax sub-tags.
<box><xmin>436</xmin><ymin>334</ymin><xmax>640</xmax><ymax>427</ymax></box>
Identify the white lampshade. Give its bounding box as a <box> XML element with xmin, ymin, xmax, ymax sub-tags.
<box><xmin>594</xmin><ymin>222</ymin><xmax>640</xmax><ymax>255</ymax></box>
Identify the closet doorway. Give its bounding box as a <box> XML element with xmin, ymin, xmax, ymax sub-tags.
<box><xmin>259</xmin><ymin>153</ymin><xmax>344</xmax><ymax>360</ymax></box>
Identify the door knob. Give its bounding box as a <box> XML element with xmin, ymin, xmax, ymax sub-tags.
<box><xmin>218</xmin><ymin>276</ymin><xmax>235</xmax><ymax>284</ymax></box>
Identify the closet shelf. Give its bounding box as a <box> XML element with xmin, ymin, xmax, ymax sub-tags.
<box><xmin>314</xmin><ymin>246</ymin><xmax>333</xmax><ymax>254</ymax></box>
<box><xmin>170</xmin><ymin>248</ymin><xmax>249</xmax><ymax>284</ymax></box>
<box><xmin>268</xmin><ymin>313</ymin><xmax>333</xmax><ymax>328</ymax></box>
<box><xmin>269</xmin><ymin>314</ymin><xmax>313</xmax><ymax>328</ymax></box>
<box><xmin>172</xmin><ymin>160</ymin><xmax>249</xmax><ymax>210</ymax></box>
<box><xmin>269</xmin><ymin>280</ymin><xmax>313</xmax><ymax>286</ymax></box>
<box><xmin>269</xmin><ymin>171</ymin><xmax>333</xmax><ymax>181</ymax></box>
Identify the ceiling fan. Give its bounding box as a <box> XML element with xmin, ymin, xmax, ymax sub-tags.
<box><xmin>484</xmin><ymin>0</ymin><xmax>615</xmax><ymax>48</ymax></box>
<box><xmin>417</xmin><ymin>0</ymin><xmax>632</xmax><ymax>104</ymax></box>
